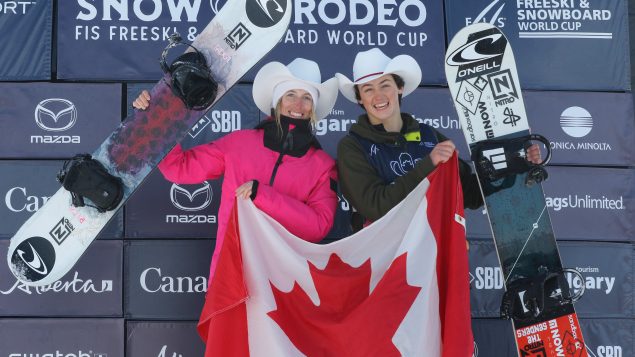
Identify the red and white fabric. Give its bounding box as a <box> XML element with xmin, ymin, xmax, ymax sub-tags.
<box><xmin>198</xmin><ymin>155</ymin><xmax>473</xmax><ymax>357</ymax></box>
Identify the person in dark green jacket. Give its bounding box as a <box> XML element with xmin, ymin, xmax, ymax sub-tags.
<box><xmin>335</xmin><ymin>48</ymin><xmax>541</xmax><ymax>231</ymax></box>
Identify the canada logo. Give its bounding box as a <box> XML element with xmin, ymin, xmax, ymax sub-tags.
<box><xmin>267</xmin><ymin>253</ymin><xmax>420</xmax><ymax>356</ymax></box>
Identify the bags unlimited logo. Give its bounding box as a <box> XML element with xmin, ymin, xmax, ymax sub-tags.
<box><xmin>32</xmin><ymin>98</ymin><xmax>81</xmax><ymax>144</ymax></box>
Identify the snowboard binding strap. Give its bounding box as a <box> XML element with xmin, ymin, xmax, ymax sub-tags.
<box><xmin>160</xmin><ymin>33</ymin><xmax>218</xmax><ymax>111</ymax></box>
<box><xmin>57</xmin><ymin>154</ymin><xmax>124</xmax><ymax>213</ymax></box>
<box><xmin>471</xmin><ymin>134</ymin><xmax>552</xmax><ymax>187</ymax></box>
<box><xmin>500</xmin><ymin>268</ymin><xmax>585</xmax><ymax>322</ymax></box>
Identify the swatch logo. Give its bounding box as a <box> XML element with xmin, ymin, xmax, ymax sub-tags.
<box><xmin>560</xmin><ymin>106</ymin><xmax>593</xmax><ymax>138</ymax></box>
<box><xmin>170</xmin><ymin>182</ymin><xmax>213</xmax><ymax>212</ymax></box>
<box><xmin>10</xmin><ymin>237</ymin><xmax>56</xmax><ymax>282</ymax></box>
<box><xmin>246</xmin><ymin>0</ymin><xmax>286</xmax><ymax>28</ymax></box>
<box><xmin>34</xmin><ymin>98</ymin><xmax>77</xmax><ymax>132</ymax></box>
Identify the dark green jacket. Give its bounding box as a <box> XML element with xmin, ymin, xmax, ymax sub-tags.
<box><xmin>337</xmin><ymin>113</ymin><xmax>483</xmax><ymax>223</ymax></box>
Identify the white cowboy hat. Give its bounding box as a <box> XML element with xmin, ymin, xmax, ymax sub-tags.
<box><xmin>253</xmin><ymin>58</ymin><xmax>338</xmax><ymax>120</ymax></box>
<box><xmin>335</xmin><ymin>48</ymin><xmax>422</xmax><ymax>103</ymax></box>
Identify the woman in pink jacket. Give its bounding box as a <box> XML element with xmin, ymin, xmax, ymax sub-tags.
<box><xmin>132</xmin><ymin>58</ymin><xmax>339</xmax><ymax>279</ymax></box>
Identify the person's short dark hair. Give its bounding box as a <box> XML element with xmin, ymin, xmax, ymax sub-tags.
<box><xmin>353</xmin><ymin>74</ymin><xmax>404</xmax><ymax>109</ymax></box>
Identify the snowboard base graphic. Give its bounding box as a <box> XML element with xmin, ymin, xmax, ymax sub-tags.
<box><xmin>444</xmin><ymin>23</ymin><xmax>587</xmax><ymax>357</ymax></box>
<box><xmin>8</xmin><ymin>0</ymin><xmax>292</xmax><ymax>286</ymax></box>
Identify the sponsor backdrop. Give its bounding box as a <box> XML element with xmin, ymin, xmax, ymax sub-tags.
<box><xmin>1</xmin><ymin>0</ymin><xmax>634</xmax><ymax>356</ymax></box>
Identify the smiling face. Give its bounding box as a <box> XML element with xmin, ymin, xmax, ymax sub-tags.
<box><xmin>277</xmin><ymin>89</ymin><xmax>314</xmax><ymax>120</ymax></box>
<box><xmin>356</xmin><ymin>74</ymin><xmax>404</xmax><ymax>126</ymax></box>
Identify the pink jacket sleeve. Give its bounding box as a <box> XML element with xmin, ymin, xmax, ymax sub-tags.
<box><xmin>253</xmin><ymin>165</ymin><xmax>337</xmax><ymax>243</ymax></box>
<box><xmin>158</xmin><ymin>143</ymin><xmax>225</xmax><ymax>184</ymax></box>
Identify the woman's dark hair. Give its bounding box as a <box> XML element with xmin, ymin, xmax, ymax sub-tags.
<box><xmin>353</xmin><ymin>74</ymin><xmax>405</xmax><ymax>109</ymax></box>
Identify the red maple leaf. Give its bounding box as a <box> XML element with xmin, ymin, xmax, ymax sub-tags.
<box><xmin>267</xmin><ymin>253</ymin><xmax>421</xmax><ymax>356</ymax></box>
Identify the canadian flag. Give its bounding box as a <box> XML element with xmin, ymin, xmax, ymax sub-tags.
<box><xmin>198</xmin><ymin>156</ymin><xmax>473</xmax><ymax>356</ymax></box>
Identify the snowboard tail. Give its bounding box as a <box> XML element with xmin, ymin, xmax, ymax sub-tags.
<box><xmin>444</xmin><ymin>23</ymin><xmax>588</xmax><ymax>357</ymax></box>
<box><xmin>8</xmin><ymin>0</ymin><xmax>292</xmax><ymax>286</ymax></box>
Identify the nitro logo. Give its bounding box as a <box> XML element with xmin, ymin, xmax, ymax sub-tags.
<box><xmin>225</xmin><ymin>22</ymin><xmax>251</xmax><ymax>49</ymax></box>
<box><xmin>487</xmin><ymin>69</ymin><xmax>518</xmax><ymax>102</ymax></box>
<box><xmin>246</xmin><ymin>0</ymin><xmax>287</xmax><ymax>28</ymax></box>
<box><xmin>10</xmin><ymin>237</ymin><xmax>56</xmax><ymax>282</ymax></box>
<box><xmin>447</xmin><ymin>28</ymin><xmax>506</xmax><ymax>81</ymax></box>
<box><xmin>49</xmin><ymin>217</ymin><xmax>75</xmax><ymax>245</ymax></box>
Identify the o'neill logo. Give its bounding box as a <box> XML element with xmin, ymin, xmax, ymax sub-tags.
<box><xmin>209</xmin><ymin>0</ymin><xmax>226</xmax><ymax>14</ymax></box>
<box><xmin>560</xmin><ymin>106</ymin><xmax>593</xmax><ymax>138</ymax></box>
<box><xmin>10</xmin><ymin>237</ymin><xmax>56</xmax><ymax>282</ymax></box>
<box><xmin>167</xmin><ymin>182</ymin><xmax>216</xmax><ymax>224</ymax></box>
<box><xmin>447</xmin><ymin>28</ymin><xmax>507</xmax><ymax>82</ymax></box>
<box><xmin>34</xmin><ymin>98</ymin><xmax>77</xmax><ymax>132</ymax></box>
<box><xmin>246</xmin><ymin>0</ymin><xmax>286</xmax><ymax>28</ymax></box>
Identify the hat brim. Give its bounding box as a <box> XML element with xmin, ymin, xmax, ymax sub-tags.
<box><xmin>253</xmin><ymin>62</ymin><xmax>338</xmax><ymax>120</ymax></box>
<box><xmin>336</xmin><ymin>55</ymin><xmax>422</xmax><ymax>103</ymax></box>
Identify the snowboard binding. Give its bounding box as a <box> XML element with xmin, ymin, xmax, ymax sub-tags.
<box><xmin>471</xmin><ymin>134</ymin><xmax>552</xmax><ymax>187</ymax></box>
<box><xmin>500</xmin><ymin>268</ymin><xmax>585</xmax><ymax>322</ymax></box>
<box><xmin>57</xmin><ymin>154</ymin><xmax>124</xmax><ymax>213</ymax></box>
<box><xmin>160</xmin><ymin>33</ymin><xmax>218</xmax><ymax>110</ymax></box>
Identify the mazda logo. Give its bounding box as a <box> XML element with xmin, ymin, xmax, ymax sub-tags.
<box><xmin>170</xmin><ymin>182</ymin><xmax>213</xmax><ymax>212</ymax></box>
<box><xmin>34</xmin><ymin>98</ymin><xmax>77</xmax><ymax>132</ymax></box>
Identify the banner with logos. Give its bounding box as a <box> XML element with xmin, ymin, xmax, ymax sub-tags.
<box><xmin>0</xmin><ymin>83</ymin><xmax>122</xmax><ymax>159</ymax></box>
<box><xmin>465</xmin><ymin>167</ymin><xmax>635</xmax><ymax>241</ymax></box>
<box><xmin>0</xmin><ymin>318</ymin><xmax>124</xmax><ymax>356</ymax></box>
<box><xmin>468</xmin><ymin>240</ymin><xmax>634</xmax><ymax>319</ymax></box>
<box><xmin>313</xmin><ymin>88</ymin><xmax>635</xmax><ymax>168</ymax></box>
<box><xmin>525</xmin><ymin>91</ymin><xmax>635</xmax><ymax>167</ymax></box>
<box><xmin>124</xmin><ymin>240</ymin><xmax>212</xmax><ymax>320</ymax></box>
<box><xmin>126</xmin><ymin>321</ymin><xmax>205</xmax><ymax>356</ymax></box>
<box><xmin>445</xmin><ymin>0</ymin><xmax>631</xmax><ymax>90</ymax></box>
<box><xmin>0</xmin><ymin>0</ymin><xmax>52</xmax><ymax>80</ymax></box>
<box><xmin>0</xmin><ymin>240</ymin><xmax>122</xmax><ymax>317</ymax></box>
<box><xmin>125</xmin><ymin>84</ymin><xmax>257</xmax><ymax>239</ymax></box>
<box><xmin>57</xmin><ymin>0</ymin><xmax>446</xmax><ymax>84</ymax></box>
<box><xmin>471</xmin><ymin>318</ymin><xmax>634</xmax><ymax>357</ymax></box>
<box><xmin>0</xmin><ymin>161</ymin><xmax>123</xmax><ymax>239</ymax></box>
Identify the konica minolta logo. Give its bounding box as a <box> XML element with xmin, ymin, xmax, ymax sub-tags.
<box><xmin>31</xmin><ymin>98</ymin><xmax>81</xmax><ymax>144</ymax></box>
<box><xmin>246</xmin><ymin>0</ymin><xmax>287</xmax><ymax>28</ymax></box>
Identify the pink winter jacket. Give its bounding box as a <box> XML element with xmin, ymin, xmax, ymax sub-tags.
<box><xmin>158</xmin><ymin>128</ymin><xmax>337</xmax><ymax>279</ymax></box>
